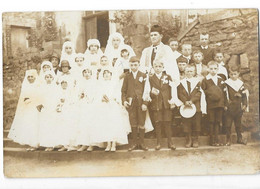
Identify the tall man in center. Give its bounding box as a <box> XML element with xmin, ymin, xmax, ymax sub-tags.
<box><xmin>140</xmin><ymin>25</ymin><xmax>182</xmax><ymax>130</ymax></box>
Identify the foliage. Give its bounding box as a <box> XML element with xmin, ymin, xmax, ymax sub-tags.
<box><xmin>157</xmin><ymin>13</ymin><xmax>181</xmax><ymax>44</ymax></box>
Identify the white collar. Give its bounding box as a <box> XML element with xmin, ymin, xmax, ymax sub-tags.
<box><xmin>155</xmin><ymin>72</ymin><xmax>162</xmax><ymax>79</ymax></box>
<box><xmin>201</xmin><ymin>45</ymin><xmax>209</xmax><ymax>49</ymax></box>
<box><xmin>218</xmin><ymin>61</ymin><xmax>225</xmax><ymax>66</ymax></box>
<box><xmin>183</xmin><ymin>55</ymin><xmax>191</xmax><ymax>60</ymax></box>
<box><xmin>225</xmin><ymin>78</ymin><xmax>244</xmax><ymax>91</ymax></box>
<box><xmin>206</xmin><ymin>74</ymin><xmax>221</xmax><ymax>80</ymax></box>
<box><xmin>180</xmin><ymin>77</ymin><xmax>200</xmax><ymax>93</ymax></box>
<box><xmin>131</xmin><ymin>71</ymin><xmax>138</xmax><ymax>78</ymax></box>
<box><xmin>196</xmin><ymin>63</ymin><xmax>202</xmax><ymax>66</ymax></box>
<box><xmin>151</xmin><ymin>42</ymin><xmax>163</xmax><ymax>48</ymax></box>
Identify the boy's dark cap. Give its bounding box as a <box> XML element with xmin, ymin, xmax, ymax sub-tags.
<box><xmin>150</xmin><ymin>25</ymin><xmax>162</xmax><ymax>34</ymax></box>
<box><xmin>129</xmin><ymin>56</ymin><xmax>140</xmax><ymax>63</ymax></box>
<box><xmin>177</xmin><ymin>56</ymin><xmax>188</xmax><ymax>63</ymax></box>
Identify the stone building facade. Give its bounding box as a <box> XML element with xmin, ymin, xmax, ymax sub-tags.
<box><xmin>178</xmin><ymin>9</ymin><xmax>259</xmax><ymax>133</ymax></box>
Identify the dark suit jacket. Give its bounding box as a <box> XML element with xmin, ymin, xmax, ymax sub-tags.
<box><xmin>149</xmin><ymin>73</ymin><xmax>172</xmax><ymax>111</ymax></box>
<box><xmin>201</xmin><ymin>76</ymin><xmax>227</xmax><ymax>109</ymax></box>
<box><xmin>121</xmin><ymin>71</ymin><xmax>148</xmax><ymax>106</ymax></box>
<box><xmin>177</xmin><ymin>79</ymin><xmax>202</xmax><ymax>112</ymax></box>
<box><xmin>226</xmin><ymin>84</ymin><xmax>248</xmax><ymax>115</ymax></box>
<box><xmin>197</xmin><ymin>46</ymin><xmax>214</xmax><ymax>65</ymax></box>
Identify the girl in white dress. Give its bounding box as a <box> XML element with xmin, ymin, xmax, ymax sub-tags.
<box><xmin>85</xmin><ymin>39</ymin><xmax>103</xmax><ymax>68</ymax></box>
<box><xmin>39</xmin><ymin>61</ymin><xmax>55</xmax><ymax>84</ymax></box>
<box><xmin>104</xmin><ymin>32</ymin><xmax>135</xmax><ymax>66</ymax></box>
<box><xmin>38</xmin><ymin>71</ymin><xmax>59</xmax><ymax>151</ymax></box>
<box><xmin>76</xmin><ymin>66</ymin><xmax>97</xmax><ymax>151</ymax></box>
<box><xmin>71</xmin><ymin>53</ymin><xmax>87</xmax><ymax>81</ymax></box>
<box><xmin>60</xmin><ymin>41</ymin><xmax>76</xmax><ymax>69</ymax></box>
<box><xmin>55</xmin><ymin>77</ymin><xmax>79</xmax><ymax>151</ymax></box>
<box><xmin>8</xmin><ymin>69</ymin><xmax>40</xmax><ymax>151</ymax></box>
<box><xmin>87</xmin><ymin>67</ymin><xmax>131</xmax><ymax>152</ymax></box>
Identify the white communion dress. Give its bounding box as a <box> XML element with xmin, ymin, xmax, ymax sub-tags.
<box><xmin>8</xmin><ymin>70</ymin><xmax>40</xmax><ymax>147</ymax></box>
<box><xmin>87</xmin><ymin>77</ymin><xmax>131</xmax><ymax>145</ymax></box>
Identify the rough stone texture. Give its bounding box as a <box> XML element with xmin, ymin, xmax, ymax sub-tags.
<box><xmin>180</xmin><ymin>11</ymin><xmax>259</xmax><ymax>133</ymax></box>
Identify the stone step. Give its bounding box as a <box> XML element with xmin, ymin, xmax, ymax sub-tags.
<box><xmin>4</xmin><ymin>142</ymin><xmax>260</xmax><ymax>161</ymax></box>
<box><xmin>4</xmin><ymin>132</ymin><xmax>251</xmax><ymax>149</ymax></box>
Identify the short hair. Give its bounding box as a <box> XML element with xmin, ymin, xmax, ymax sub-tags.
<box><xmin>192</xmin><ymin>50</ymin><xmax>204</xmax><ymax>57</ymax></box>
<box><xmin>129</xmin><ymin>56</ymin><xmax>140</xmax><ymax>63</ymax></box>
<box><xmin>100</xmin><ymin>55</ymin><xmax>108</xmax><ymax>60</ymax></box>
<box><xmin>75</xmin><ymin>56</ymin><xmax>84</xmax><ymax>61</ymax></box>
<box><xmin>213</xmin><ymin>49</ymin><xmax>224</xmax><ymax>57</ymax></box>
<box><xmin>103</xmin><ymin>70</ymin><xmax>112</xmax><ymax>76</ymax></box>
<box><xmin>229</xmin><ymin>65</ymin><xmax>241</xmax><ymax>73</ymax></box>
<box><xmin>181</xmin><ymin>43</ymin><xmax>192</xmax><ymax>49</ymax></box>
<box><xmin>168</xmin><ymin>37</ymin><xmax>179</xmax><ymax>44</ymax></box>
<box><xmin>200</xmin><ymin>30</ymin><xmax>209</xmax><ymax>36</ymax></box>
<box><xmin>177</xmin><ymin>56</ymin><xmax>188</xmax><ymax>63</ymax></box>
<box><xmin>184</xmin><ymin>64</ymin><xmax>197</xmax><ymax>75</ymax></box>
<box><xmin>207</xmin><ymin>61</ymin><xmax>219</xmax><ymax>67</ymax></box>
<box><xmin>153</xmin><ymin>59</ymin><xmax>164</xmax><ymax>67</ymax></box>
<box><xmin>61</xmin><ymin>80</ymin><xmax>68</xmax><ymax>84</ymax></box>
<box><xmin>82</xmin><ymin>68</ymin><xmax>92</xmax><ymax>75</ymax></box>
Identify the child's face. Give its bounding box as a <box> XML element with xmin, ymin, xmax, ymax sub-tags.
<box><xmin>229</xmin><ymin>71</ymin><xmax>240</xmax><ymax>80</ymax></box>
<box><xmin>153</xmin><ymin>63</ymin><xmax>164</xmax><ymax>74</ymax></box>
<box><xmin>208</xmin><ymin>64</ymin><xmax>219</xmax><ymax>76</ymax></box>
<box><xmin>200</xmin><ymin>34</ymin><xmax>209</xmax><ymax>46</ymax></box>
<box><xmin>45</xmin><ymin>74</ymin><xmax>53</xmax><ymax>84</ymax></box>
<box><xmin>43</xmin><ymin>65</ymin><xmax>51</xmax><ymax>72</ymax></box>
<box><xmin>75</xmin><ymin>57</ymin><xmax>84</xmax><ymax>66</ymax></box>
<box><xmin>27</xmin><ymin>75</ymin><xmax>36</xmax><ymax>84</ymax></box>
<box><xmin>185</xmin><ymin>67</ymin><xmax>196</xmax><ymax>79</ymax></box>
<box><xmin>65</xmin><ymin>46</ymin><xmax>73</xmax><ymax>55</ymax></box>
<box><xmin>178</xmin><ymin>62</ymin><xmax>187</xmax><ymax>72</ymax></box>
<box><xmin>103</xmin><ymin>71</ymin><xmax>112</xmax><ymax>80</ymax></box>
<box><xmin>61</xmin><ymin>81</ymin><xmax>68</xmax><ymax>90</ymax></box>
<box><xmin>61</xmin><ymin>66</ymin><xmax>69</xmax><ymax>73</ymax></box>
<box><xmin>214</xmin><ymin>53</ymin><xmax>224</xmax><ymax>63</ymax></box>
<box><xmin>89</xmin><ymin>45</ymin><xmax>98</xmax><ymax>54</ymax></box>
<box><xmin>129</xmin><ymin>62</ymin><xmax>140</xmax><ymax>72</ymax></box>
<box><xmin>193</xmin><ymin>53</ymin><xmax>203</xmax><ymax>64</ymax></box>
<box><xmin>51</xmin><ymin>57</ymin><xmax>59</xmax><ymax>68</ymax></box>
<box><xmin>100</xmin><ymin>57</ymin><xmax>109</xmax><ymax>66</ymax></box>
<box><xmin>112</xmin><ymin>37</ymin><xmax>121</xmax><ymax>49</ymax></box>
<box><xmin>121</xmin><ymin>51</ymin><xmax>129</xmax><ymax>59</ymax></box>
<box><xmin>169</xmin><ymin>41</ymin><xmax>178</xmax><ymax>52</ymax></box>
<box><xmin>83</xmin><ymin>69</ymin><xmax>92</xmax><ymax>79</ymax></box>
<box><xmin>182</xmin><ymin>45</ymin><xmax>192</xmax><ymax>57</ymax></box>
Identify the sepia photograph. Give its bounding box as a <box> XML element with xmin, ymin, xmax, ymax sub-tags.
<box><xmin>2</xmin><ymin>8</ymin><xmax>260</xmax><ymax>178</ymax></box>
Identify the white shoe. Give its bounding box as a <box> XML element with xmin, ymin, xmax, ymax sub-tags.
<box><xmin>110</xmin><ymin>146</ymin><xmax>116</xmax><ymax>152</ymax></box>
<box><xmin>77</xmin><ymin>146</ymin><xmax>87</xmax><ymax>152</ymax></box>
<box><xmin>58</xmin><ymin>147</ymin><xmax>67</xmax><ymax>152</ymax></box>
<box><xmin>105</xmin><ymin>145</ymin><xmax>111</xmax><ymax>152</ymax></box>
<box><xmin>87</xmin><ymin>146</ymin><xmax>93</xmax><ymax>152</ymax></box>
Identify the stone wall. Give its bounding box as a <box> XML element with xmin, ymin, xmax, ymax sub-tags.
<box><xmin>180</xmin><ymin>10</ymin><xmax>259</xmax><ymax>133</ymax></box>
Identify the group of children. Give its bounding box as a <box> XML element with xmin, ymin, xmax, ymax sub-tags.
<box><xmin>8</xmin><ymin>29</ymin><xmax>249</xmax><ymax>152</ymax></box>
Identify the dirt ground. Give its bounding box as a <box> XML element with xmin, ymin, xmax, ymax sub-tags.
<box><xmin>4</xmin><ymin>144</ymin><xmax>260</xmax><ymax>178</ymax></box>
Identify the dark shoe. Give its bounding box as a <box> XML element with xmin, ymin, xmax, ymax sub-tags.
<box><xmin>128</xmin><ymin>144</ymin><xmax>138</xmax><ymax>151</ymax></box>
<box><xmin>213</xmin><ymin>143</ymin><xmax>219</xmax><ymax>147</ymax></box>
<box><xmin>209</xmin><ymin>136</ymin><xmax>214</xmax><ymax>146</ymax></box>
<box><xmin>192</xmin><ymin>138</ymin><xmax>199</xmax><ymax>148</ymax></box>
<box><xmin>168</xmin><ymin>143</ymin><xmax>176</xmax><ymax>150</ymax></box>
<box><xmin>225</xmin><ymin>136</ymin><xmax>231</xmax><ymax>146</ymax></box>
<box><xmin>155</xmin><ymin>144</ymin><xmax>161</xmax><ymax>150</ymax></box>
<box><xmin>237</xmin><ymin>138</ymin><xmax>247</xmax><ymax>145</ymax></box>
<box><xmin>185</xmin><ymin>136</ymin><xmax>192</xmax><ymax>148</ymax></box>
<box><xmin>139</xmin><ymin>144</ymin><xmax>149</xmax><ymax>151</ymax></box>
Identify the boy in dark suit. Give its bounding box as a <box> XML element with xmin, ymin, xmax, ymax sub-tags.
<box><xmin>177</xmin><ymin>56</ymin><xmax>188</xmax><ymax>80</ymax></box>
<box><xmin>201</xmin><ymin>61</ymin><xmax>228</xmax><ymax>146</ymax></box>
<box><xmin>149</xmin><ymin>60</ymin><xmax>176</xmax><ymax>150</ymax></box>
<box><xmin>177</xmin><ymin>64</ymin><xmax>202</xmax><ymax>148</ymax></box>
<box><xmin>224</xmin><ymin>66</ymin><xmax>248</xmax><ymax>145</ymax></box>
<box><xmin>121</xmin><ymin>56</ymin><xmax>149</xmax><ymax>151</ymax></box>
<box><xmin>177</xmin><ymin>43</ymin><xmax>194</xmax><ymax>64</ymax></box>
<box><xmin>198</xmin><ymin>32</ymin><xmax>214</xmax><ymax>65</ymax></box>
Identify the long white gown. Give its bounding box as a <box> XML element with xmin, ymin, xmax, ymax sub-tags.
<box><xmin>8</xmin><ymin>70</ymin><xmax>40</xmax><ymax>147</ymax></box>
<box><xmin>38</xmin><ymin>80</ymin><xmax>60</xmax><ymax>148</ymax></box>
<box><xmin>87</xmin><ymin>77</ymin><xmax>131</xmax><ymax>145</ymax></box>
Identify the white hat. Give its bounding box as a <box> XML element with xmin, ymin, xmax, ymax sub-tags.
<box><xmin>180</xmin><ymin>104</ymin><xmax>196</xmax><ymax>118</ymax></box>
